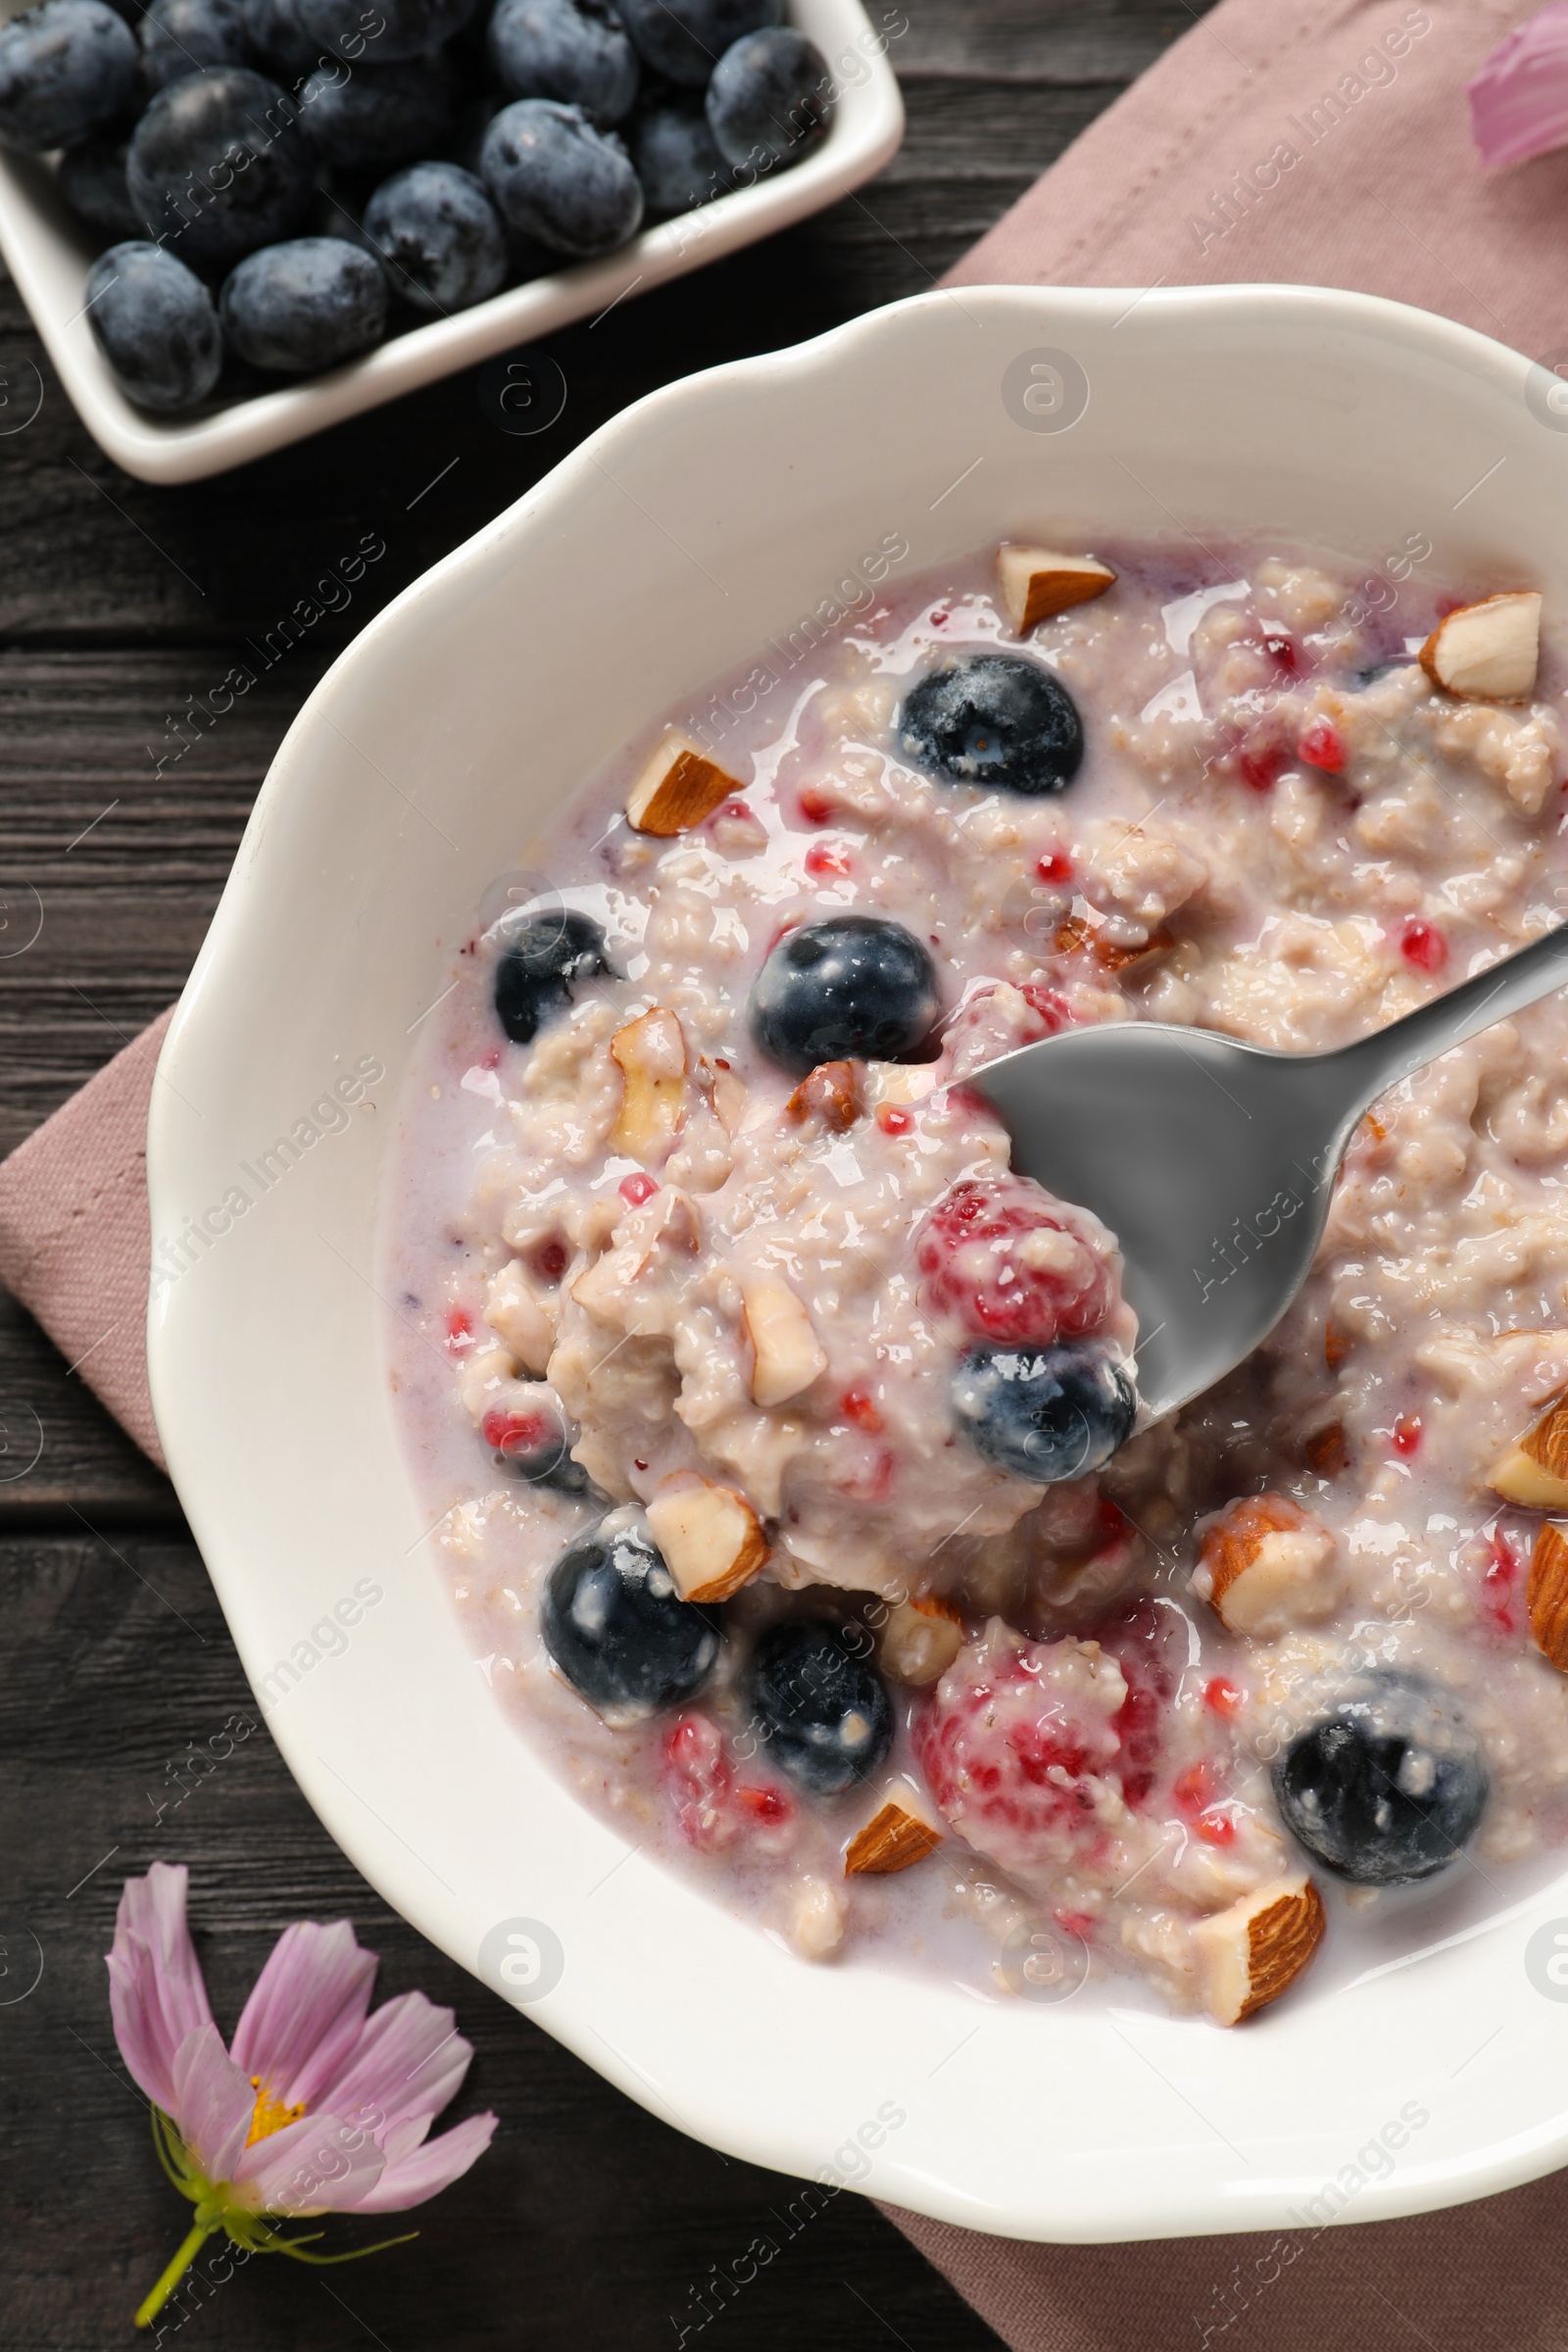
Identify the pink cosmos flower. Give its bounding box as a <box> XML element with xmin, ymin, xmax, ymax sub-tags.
<box><xmin>108</xmin><ymin>1861</ymin><xmax>497</xmax><ymax>2328</ymax></box>
<box><xmin>1470</xmin><ymin>2</ymin><xmax>1568</xmax><ymax>168</ymax></box>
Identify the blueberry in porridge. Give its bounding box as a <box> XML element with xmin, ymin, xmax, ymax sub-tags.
<box><xmin>388</xmin><ymin>531</ymin><xmax>1568</xmax><ymax>2025</ymax></box>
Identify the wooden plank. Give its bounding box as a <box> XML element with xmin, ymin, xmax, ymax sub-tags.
<box><xmin>0</xmin><ymin>1535</ymin><xmax>1004</xmax><ymax>2350</ymax></box>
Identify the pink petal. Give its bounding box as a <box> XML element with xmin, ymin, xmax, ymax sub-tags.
<box><xmin>1469</xmin><ymin>0</ymin><xmax>1568</xmax><ymax>166</ymax></box>
<box><xmin>310</xmin><ymin>1990</ymin><xmax>472</xmax><ymax>2139</ymax></box>
<box><xmin>105</xmin><ymin>1863</ymin><xmax>215</xmax><ymax>2112</ymax></box>
<box><xmin>170</xmin><ymin>2024</ymin><xmax>257</xmax><ymax>2183</ymax></box>
<box><xmin>229</xmin><ymin>1921</ymin><xmax>378</xmax><ymax>2108</ymax></box>
<box><xmin>348</xmin><ymin>2111</ymin><xmax>498</xmax><ymax>2214</ymax></box>
<box><xmin>232</xmin><ymin>2108</ymin><xmax>388</xmax><ymax>2215</ymax></box>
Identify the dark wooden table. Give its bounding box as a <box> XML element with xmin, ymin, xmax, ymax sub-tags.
<box><xmin>0</xmin><ymin>7</ymin><xmax>1195</xmax><ymax>2341</ymax></box>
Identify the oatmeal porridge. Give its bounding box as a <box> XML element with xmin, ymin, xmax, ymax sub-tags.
<box><xmin>387</xmin><ymin>533</ymin><xmax>1568</xmax><ymax>2024</ymax></box>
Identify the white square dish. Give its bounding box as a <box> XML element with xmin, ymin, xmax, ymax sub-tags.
<box><xmin>0</xmin><ymin>0</ymin><xmax>904</xmax><ymax>484</ymax></box>
<box><xmin>147</xmin><ymin>282</ymin><xmax>1568</xmax><ymax>2240</ymax></box>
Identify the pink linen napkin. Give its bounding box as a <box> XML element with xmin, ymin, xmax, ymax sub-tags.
<box><xmin>11</xmin><ymin>0</ymin><xmax>1568</xmax><ymax>2335</ymax></box>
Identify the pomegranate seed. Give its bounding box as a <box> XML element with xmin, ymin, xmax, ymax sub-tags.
<box><xmin>1399</xmin><ymin>918</ymin><xmax>1447</xmax><ymax>973</ymax></box>
<box><xmin>633</xmin><ymin>1458</ymin><xmax>648</xmax><ymax>1472</ymax></box>
<box><xmin>1052</xmin><ymin>1908</ymin><xmax>1097</xmax><ymax>1941</ymax></box>
<box><xmin>1393</xmin><ymin>1413</ymin><xmax>1422</xmax><ymax>1457</ymax></box>
<box><xmin>875</xmin><ymin>1102</ymin><xmax>913</xmax><ymax>1135</ymax></box>
<box><xmin>717</xmin><ymin>797</ymin><xmax>753</xmax><ymax>821</ymax></box>
<box><xmin>1197</xmin><ymin>1810</ymin><xmax>1237</xmax><ymax>1847</ymax></box>
<box><xmin>930</xmin><ymin>609</ymin><xmax>949</xmax><ymax>627</ymax></box>
<box><xmin>840</xmin><ymin>1386</ymin><xmax>883</xmax><ymax>1433</ymax></box>
<box><xmin>1173</xmin><ymin>1761</ymin><xmax>1222</xmax><ymax>1817</ymax></box>
<box><xmin>1297</xmin><ymin>717</ymin><xmax>1347</xmax><ymax>774</ymax></box>
<box><xmin>1263</xmin><ymin>630</ymin><xmax>1299</xmax><ymax>673</ymax></box>
<box><xmin>1481</xmin><ymin>1533</ymin><xmax>1519</xmax><ymax>1635</ymax></box>
<box><xmin>798</xmin><ymin>784</ymin><xmax>833</xmax><ymax>824</ymax></box>
<box><xmin>479</xmin><ymin>1045</ymin><xmax>502</xmax><ymax>1070</ymax></box>
<box><xmin>736</xmin><ymin>1785</ymin><xmax>791</xmax><ymax>1826</ymax></box>
<box><xmin>619</xmin><ymin>1172</ymin><xmax>659</xmax><ymax>1207</ymax></box>
<box><xmin>1237</xmin><ymin>744</ymin><xmax>1288</xmax><ymax>792</ymax></box>
<box><xmin>1036</xmin><ymin>849</ymin><xmax>1072</xmax><ymax>884</ymax></box>
<box><xmin>445</xmin><ymin>1306</ymin><xmax>474</xmax><ymax>1352</ymax></box>
<box><xmin>532</xmin><ymin>1239</ymin><xmax>568</xmax><ymax>1282</ymax></box>
<box><xmin>1203</xmin><ymin>1675</ymin><xmax>1243</xmax><ymax>1720</ymax></box>
<box><xmin>805</xmin><ymin>841</ymin><xmax>852</xmax><ymax>879</ymax></box>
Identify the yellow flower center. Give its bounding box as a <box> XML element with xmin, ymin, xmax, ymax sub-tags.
<box><xmin>244</xmin><ymin>2076</ymin><xmax>306</xmax><ymax>2148</ymax></box>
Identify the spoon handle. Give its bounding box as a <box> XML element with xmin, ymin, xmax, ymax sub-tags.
<box><xmin>1329</xmin><ymin>918</ymin><xmax>1568</xmax><ymax>1122</ymax></box>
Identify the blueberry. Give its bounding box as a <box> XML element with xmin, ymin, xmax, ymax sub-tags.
<box><xmin>952</xmin><ymin>1340</ymin><xmax>1136</xmax><ymax>1483</ymax></box>
<box><xmin>899</xmin><ymin>653</ymin><xmax>1085</xmax><ymax>797</ymax></box>
<box><xmin>363</xmin><ymin>161</ymin><xmax>505</xmax><ymax>313</ymax></box>
<box><xmin>629</xmin><ymin>96</ymin><xmax>725</xmax><ymax>216</ymax></box>
<box><xmin>542</xmin><ymin>1508</ymin><xmax>721</xmax><ymax>1715</ymax></box>
<box><xmin>480</xmin><ymin>97</ymin><xmax>642</xmax><ymax>258</ymax></box>
<box><xmin>0</xmin><ymin>0</ymin><xmax>138</xmax><ymax>153</ymax></box>
<box><xmin>494</xmin><ymin>907</ymin><xmax>612</xmax><ymax>1043</ymax></box>
<box><xmin>139</xmin><ymin>0</ymin><xmax>247</xmax><ymax>91</ymax></box>
<box><xmin>705</xmin><ymin>25</ymin><xmax>830</xmax><ymax>172</ymax></box>
<box><xmin>749</xmin><ymin>913</ymin><xmax>938</xmax><ymax>1077</ymax></box>
<box><xmin>297</xmin><ymin>55</ymin><xmax>455</xmax><ymax>168</ymax></box>
<box><xmin>488</xmin><ymin>0</ymin><xmax>638</xmax><ymax>125</ymax></box>
<box><xmin>295</xmin><ymin>0</ymin><xmax>477</xmax><ymax>64</ymax></box>
<box><xmin>1273</xmin><ymin>1670</ymin><xmax>1490</xmax><ymax>1886</ymax></box>
<box><xmin>615</xmin><ymin>0</ymin><xmax>777</xmax><ymax>89</ymax></box>
<box><xmin>220</xmin><ymin>234</ymin><xmax>386</xmax><ymax>369</ymax></box>
<box><xmin>127</xmin><ymin>68</ymin><xmax>314</xmax><ymax>273</ymax></box>
<box><xmin>57</xmin><ymin>130</ymin><xmax>139</xmax><ymax>235</ymax></box>
<box><xmin>241</xmin><ymin>0</ymin><xmax>318</xmax><ymax>80</ymax></box>
<box><xmin>750</xmin><ymin>1620</ymin><xmax>892</xmax><ymax>1796</ymax></box>
<box><xmin>84</xmin><ymin>239</ymin><xmax>221</xmax><ymax>411</ymax></box>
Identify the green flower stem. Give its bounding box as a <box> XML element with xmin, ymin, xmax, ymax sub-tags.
<box><xmin>133</xmin><ymin>2218</ymin><xmax>218</xmax><ymax>2329</ymax></box>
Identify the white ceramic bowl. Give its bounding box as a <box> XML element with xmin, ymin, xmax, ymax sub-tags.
<box><xmin>0</xmin><ymin>0</ymin><xmax>903</xmax><ymax>484</ymax></box>
<box><xmin>148</xmin><ymin>283</ymin><xmax>1568</xmax><ymax>2241</ymax></box>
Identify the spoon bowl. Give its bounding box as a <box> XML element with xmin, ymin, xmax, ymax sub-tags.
<box><xmin>976</xmin><ymin>918</ymin><xmax>1568</xmax><ymax>1419</ymax></box>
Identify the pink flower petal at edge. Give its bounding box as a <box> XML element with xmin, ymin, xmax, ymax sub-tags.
<box><xmin>229</xmin><ymin>1920</ymin><xmax>378</xmax><ymax>2110</ymax></box>
<box><xmin>1469</xmin><ymin>0</ymin><xmax>1568</xmax><ymax>167</ymax></box>
<box><xmin>232</xmin><ymin>2107</ymin><xmax>387</xmax><ymax>2214</ymax></box>
<box><xmin>105</xmin><ymin>1863</ymin><xmax>215</xmax><ymax>2112</ymax></box>
<box><xmin>310</xmin><ymin>1990</ymin><xmax>473</xmax><ymax>2141</ymax></box>
<box><xmin>349</xmin><ymin>2112</ymin><xmax>499</xmax><ymax>2214</ymax></box>
<box><xmin>169</xmin><ymin>2024</ymin><xmax>257</xmax><ymax>2185</ymax></box>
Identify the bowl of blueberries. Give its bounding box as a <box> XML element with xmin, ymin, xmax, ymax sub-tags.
<box><xmin>0</xmin><ymin>0</ymin><xmax>903</xmax><ymax>478</ymax></box>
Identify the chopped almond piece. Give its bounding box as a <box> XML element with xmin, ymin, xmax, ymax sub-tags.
<box><xmin>996</xmin><ymin>544</ymin><xmax>1116</xmax><ymax>636</ymax></box>
<box><xmin>1193</xmin><ymin>1876</ymin><xmax>1325</xmax><ymax>2025</ymax></box>
<box><xmin>1303</xmin><ymin>1424</ymin><xmax>1347</xmax><ymax>1479</ymax></box>
<box><xmin>879</xmin><ymin>1596</ymin><xmax>963</xmax><ymax>1686</ymax></box>
<box><xmin>609</xmin><ymin>1006</ymin><xmax>688</xmax><ymax>1162</ymax></box>
<box><xmin>647</xmin><ymin>1477</ymin><xmax>768</xmax><ymax>1603</ymax></box>
<box><xmin>1490</xmin><ymin>1388</ymin><xmax>1568</xmax><ymax>1510</ymax></box>
<box><xmin>785</xmin><ymin>1060</ymin><xmax>862</xmax><ymax>1132</ymax></box>
<box><xmin>1054</xmin><ymin>914</ymin><xmax>1173</xmax><ymax>974</ymax></box>
<box><xmin>625</xmin><ymin>731</ymin><xmax>741</xmax><ymax>835</ymax></box>
<box><xmin>1530</xmin><ymin>1524</ymin><xmax>1568</xmax><ymax>1673</ymax></box>
<box><xmin>483</xmin><ymin>1258</ymin><xmax>557</xmax><ymax>1375</ymax></box>
<box><xmin>703</xmin><ymin>1057</ymin><xmax>748</xmax><ymax>1134</ymax></box>
<box><xmin>1420</xmin><ymin>591</ymin><xmax>1541</xmax><ymax>703</ymax></box>
<box><xmin>740</xmin><ymin>1271</ymin><xmax>827</xmax><ymax>1407</ymax></box>
<box><xmin>1324</xmin><ymin>1323</ymin><xmax>1351</xmax><ymax>1371</ymax></box>
<box><xmin>845</xmin><ymin>1781</ymin><xmax>944</xmax><ymax>1876</ymax></box>
<box><xmin>1194</xmin><ymin>1494</ymin><xmax>1341</xmax><ymax>1639</ymax></box>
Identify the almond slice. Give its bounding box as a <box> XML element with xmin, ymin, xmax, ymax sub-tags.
<box><xmin>625</xmin><ymin>731</ymin><xmax>741</xmax><ymax>835</ymax></box>
<box><xmin>1489</xmin><ymin>1388</ymin><xmax>1568</xmax><ymax>1509</ymax></box>
<box><xmin>997</xmin><ymin>544</ymin><xmax>1116</xmax><ymax>636</ymax></box>
<box><xmin>739</xmin><ymin>1270</ymin><xmax>827</xmax><ymax>1408</ymax></box>
<box><xmin>878</xmin><ymin>1595</ymin><xmax>964</xmax><ymax>1686</ymax></box>
<box><xmin>1530</xmin><ymin>1523</ymin><xmax>1568</xmax><ymax>1673</ymax></box>
<box><xmin>609</xmin><ymin>1006</ymin><xmax>688</xmax><ymax>1161</ymax></box>
<box><xmin>1419</xmin><ymin>591</ymin><xmax>1541</xmax><ymax>703</ymax></box>
<box><xmin>1193</xmin><ymin>1494</ymin><xmax>1341</xmax><ymax>1639</ymax></box>
<box><xmin>845</xmin><ymin>1780</ymin><xmax>944</xmax><ymax>1876</ymax></box>
<box><xmin>1054</xmin><ymin>914</ymin><xmax>1173</xmax><ymax>974</ymax></box>
<box><xmin>646</xmin><ymin>1477</ymin><xmax>768</xmax><ymax>1603</ymax></box>
<box><xmin>1193</xmin><ymin>1875</ymin><xmax>1325</xmax><ymax>2026</ymax></box>
<box><xmin>784</xmin><ymin>1059</ymin><xmax>862</xmax><ymax>1132</ymax></box>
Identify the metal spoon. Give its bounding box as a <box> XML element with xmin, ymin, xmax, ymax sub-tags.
<box><xmin>974</xmin><ymin>922</ymin><xmax>1568</xmax><ymax>1421</ymax></box>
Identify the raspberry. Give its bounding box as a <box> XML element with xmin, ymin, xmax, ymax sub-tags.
<box><xmin>1018</xmin><ymin>982</ymin><xmax>1071</xmax><ymax>1035</ymax></box>
<box><xmin>662</xmin><ymin>1714</ymin><xmax>796</xmax><ymax>1855</ymax></box>
<box><xmin>916</xmin><ymin>1175</ymin><xmax>1110</xmax><ymax>1345</ymax></box>
<box><xmin>1297</xmin><ymin>717</ymin><xmax>1347</xmax><ymax>774</ymax></box>
<box><xmin>1399</xmin><ymin>918</ymin><xmax>1446</xmax><ymax>974</ymax></box>
<box><xmin>618</xmin><ymin>1172</ymin><xmax>659</xmax><ymax>1207</ymax></box>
